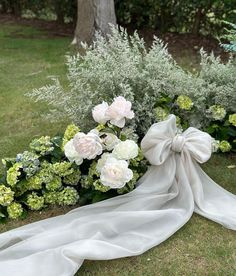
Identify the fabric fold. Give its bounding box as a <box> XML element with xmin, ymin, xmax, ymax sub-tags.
<box><xmin>0</xmin><ymin>115</ymin><xmax>235</xmax><ymax>276</ymax></box>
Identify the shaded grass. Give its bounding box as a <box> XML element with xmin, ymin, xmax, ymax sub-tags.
<box><xmin>0</xmin><ymin>24</ymin><xmax>71</xmax><ymax>161</ymax></box>
<box><xmin>0</xmin><ymin>23</ymin><xmax>235</xmax><ymax>275</ymax></box>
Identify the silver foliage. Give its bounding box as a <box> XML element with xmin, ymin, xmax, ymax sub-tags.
<box><xmin>27</xmin><ymin>26</ymin><xmax>236</xmax><ymax>136</ymax></box>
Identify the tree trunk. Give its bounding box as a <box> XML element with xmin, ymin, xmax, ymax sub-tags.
<box><xmin>192</xmin><ymin>8</ymin><xmax>203</xmax><ymax>35</ymax></box>
<box><xmin>54</xmin><ymin>2</ymin><xmax>65</xmax><ymax>24</ymax></box>
<box><xmin>12</xmin><ymin>0</ymin><xmax>22</xmax><ymax>17</ymax></box>
<box><xmin>73</xmin><ymin>0</ymin><xmax>116</xmax><ymax>45</ymax></box>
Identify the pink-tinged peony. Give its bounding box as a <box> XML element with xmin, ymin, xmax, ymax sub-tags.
<box><xmin>92</xmin><ymin>101</ymin><xmax>109</xmax><ymax>124</ymax></box>
<box><xmin>96</xmin><ymin>153</ymin><xmax>112</xmax><ymax>173</ymax></box>
<box><xmin>106</xmin><ymin>96</ymin><xmax>134</xmax><ymax>128</ymax></box>
<box><xmin>100</xmin><ymin>157</ymin><xmax>133</xmax><ymax>188</ymax></box>
<box><xmin>64</xmin><ymin>139</ymin><xmax>83</xmax><ymax>165</ymax></box>
<box><xmin>73</xmin><ymin>131</ymin><xmax>103</xmax><ymax>160</ymax></box>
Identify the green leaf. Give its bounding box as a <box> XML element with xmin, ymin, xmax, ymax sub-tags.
<box><xmin>91</xmin><ymin>192</ymin><xmax>110</xmax><ymax>203</ymax></box>
<box><xmin>227</xmin><ymin>127</ymin><xmax>236</xmax><ymax>137</ymax></box>
<box><xmin>51</xmin><ymin>136</ymin><xmax>63</xmax><ymax>148</ymax></box>
<box><xmin>101</xmin><ymin>127</ymin><xmax>116</xmax><ymax>135</ymax></box>
<box><xmin>207</xmin><ymin>126</ymin><xmax>216</xmax><ymax>134</ymax></box>
<box><xmin>0</xmin><ymin>211</ymin><xmax>6</xmax><ymax>218</ymax></box>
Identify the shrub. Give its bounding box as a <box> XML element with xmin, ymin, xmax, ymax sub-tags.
<box><xmin>220</xmin><ymin>21</ymin><xmax>236</xmax><ymax>53</ymax></box>
<box><xmin>27</xmin><ymin>26</ymin><xmax>236</xmax><ymax>151</ymax></box>
<box><xmin>115</xmin><ymin>0</ymin><xmax>236</xmax><ymax>35</ymax></box>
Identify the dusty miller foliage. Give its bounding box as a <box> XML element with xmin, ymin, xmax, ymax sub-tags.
<box><xmin>28</xmin><ymin>26</ymin><xmax>236</xmax><ymax>137</ymax></box>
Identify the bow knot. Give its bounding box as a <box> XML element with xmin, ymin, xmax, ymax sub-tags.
<box><xmin>141</xmin><ymin>115</ymin><xmax>212</xmax><ymax>166</ymax></box>
<box><xmin>171</xmin><ymin>135</ymin><xmax>185</xmax><ymax>153</ymax></box>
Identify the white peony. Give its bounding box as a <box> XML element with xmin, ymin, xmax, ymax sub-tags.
<box><xmin>100</xmin><ymin>157</ymin><xmax>133</xmax><ymax>188</ymax></box>
<box><xmin>105</xmin><ymin>96</ymin><xmax>134</xmax><ymax>128</ymax></box>
<box><xmin>96</xmin><ymin>153</ymin><xmax>112</xmax><ymax>173</ymax></box>
<box><xmin>92</xmin><ymin>101</ymin><xmax>109</xmax><ymax>124</ymax></box>
<box><xmin>73</xmin><ymin>131</ymin><xmax>103</xmax><ymax>160</ymax></box>
<box><xmin>64</xmin><ymin>139</ymin><xmax>83</xmax><ymax>165</ymax></box>
<box><xmin>112</xmin><ymin>140</ymin><xmax>139</xmax><ymax>160</ymax></box>
<box><xmin>102</xmin><ymin>133</ymin><xmax>120</xmax><ymax>151</ymax></box>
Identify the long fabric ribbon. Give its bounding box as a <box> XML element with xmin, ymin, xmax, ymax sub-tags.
<box><xmin>0</xmin><ymin>115</ymin><xmax>235</xmax><ymax>276</ymax></box>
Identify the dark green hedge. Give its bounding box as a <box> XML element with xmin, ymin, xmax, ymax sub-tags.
<box><xmin>115</xmin><ymin>0</ymin><xmax>236</xmax><ymax>35</ymax></box>
<box><xmin>1</xmin><ymin>0</ymin><xmax>235</xmax><ymax>35</ymax></box>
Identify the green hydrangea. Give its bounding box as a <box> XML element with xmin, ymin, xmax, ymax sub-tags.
<box><xmin>93</xmin><ymin>180</ymin><xmax>111</xmax><ymax>192</ymax></box>
<box><xmin>58</xmin><ymin>187</ymin><xmax>79</xmax><ymax>206</ymax></box>
<box><xmin>80</xmin><ymin>175</ymin><xmax>93</xmax><ymax>189</ymax></box>
<box><xmin>229</xmin><ymin>114</ymin><xmax>236</xmax><ymax>127</ymax></box>
<box><xmin>6</xmin><ymin>163</ymin><xmax>22</xmax><ymax>187</ymax></box>
<box><xmin>62</xmin><ymin>124</ymin><xmax>80</xmax><ymax>149</ymax></box>
<box><xmin>16</xmin><ymin>151</ymin><xmax>40</xmax><ymax>178</ymax></box>
<box><xmin>155</xmin><ymin>107</ymin><xmax>169</xmax><ymax>121</ymax></box>
<box><xmin>45</xmin><ymin>176</ymin><xmax>62</xmax><ymax>191</ymax></box>
<box><xmin>219</xmin><ymin>140</ymin><xmax>232</xmax><ymax>152</ymax></box>
<box><xmin>0</xmin><ymin>185</ymin><xmax>14</xmax><ymax>206</ymax></box>
<box><xmin>2</xmin><ymin>158</ymin><xmax>16</xmax><ymax>168</ymax></box>
<box><xmin>175</xmin><ymin>116</ymin><xmax>181</xmax><ymax>127</ymax></box>
<box><xmin>27</xmin><ymin>175</ymin><xmax>43</xmax><ymax>190</ymax></box>
<box><xmin>38</xmin><ymin>162</ymin><xmax>54</xmax><ymax>184</ymax></box>
<box><xmin>208</xmin><ymin>105</ymin><xmax>226</xmax><ymax>121</ymax></box>
<box><xmin>44</xmin><ymin>191</ymin><xmax>59</xmax><ymax>205</ymax></box>
<box><xmin>7</xmin><ymin>202</ymin><xmax>23</xmax><ymax>219</ymax></box>
<box><xmin>81</xmin><ymin>161</ymin><xmax>100</xmax><ymax>189</ymax></box>
<box><xmin>26</xmin><ymin>192</ymin><xmax>44</xmax><ymax>210</ymax></box>
<box><xmin>176</xmin><ymin>95</ymin><xmax>193</xmax><ymax>110</ymax></box>
<box><xmin>30</xmin><ymin>136</ymin><xmax>54</xmax><ymax>155</ymax></box>
<box><xmin>14</xmin><ymin>179</ymin><xmax>29</xmax><ymax>197</ymax></box>
<box><xmin>52</xmin><ymin>161</ymin><xmax>74</xmax><ymax>177</ymax></box>
<box><xmin>63</xmin><ymin>169</ymin><xmax>81</xmax><ymax>185</ymax></box>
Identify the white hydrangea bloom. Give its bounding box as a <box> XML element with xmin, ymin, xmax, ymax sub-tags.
<box><xmin>211</xmin><ymin>138</ymin><xmax>220</xmax><ymax>153</ymax></box>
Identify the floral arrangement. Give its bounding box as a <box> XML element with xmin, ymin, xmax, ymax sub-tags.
<box><xmin>154</xmin><ymin>94</ymin><xmax>236</xmax><ymax>152</ymax></box>
<box><xmin>0</xmin><ymin>97</ymin><xmax>147</xmax><ymax>221</ymax></box>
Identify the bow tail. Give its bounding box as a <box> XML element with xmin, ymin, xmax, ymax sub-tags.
<box><xmin>184</xmin><ymin>154</ymin><xmax>236</xmax><ymax>230</ymax></box>
<box><xmin>0</xmin><ymin>156</ymin><xmax>194</xmax><ymax>276</ymax></box>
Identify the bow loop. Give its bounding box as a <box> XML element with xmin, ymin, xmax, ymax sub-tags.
<box><xmin>141</xmin><ymin>115</ymin><xmax>212</xmax><ymax>165</ymax></box>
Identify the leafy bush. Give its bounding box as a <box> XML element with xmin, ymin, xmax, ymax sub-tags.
<box><xmin>0</xmin><ymin>0</ymin><xmax>77</xmax><ymax>23</ymax></box>
<box><xmin>115</xmin><ymin>0</ymin><xmax>236</xmax><ymax>35</ymax></box>
<box><xmin>220</xmin><ymin>21</ymin><xmax>236</xmax><ymax>53</ymax></box>
<box><xmin>27</xmin><ymin>26</ymin><xmax>236</xmax><ymax>152</ymax></box>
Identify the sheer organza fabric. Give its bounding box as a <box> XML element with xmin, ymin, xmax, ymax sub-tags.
<box><xmin>0</xmin><ymin>115</ymin><xmax>235</xmax><ymax>276</ymax></box>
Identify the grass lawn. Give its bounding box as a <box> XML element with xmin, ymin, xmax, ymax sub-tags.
<box><xmin>0</xmin><ymin>22</ymin><xmax>235</xmax><ymax>275</ymax></box>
